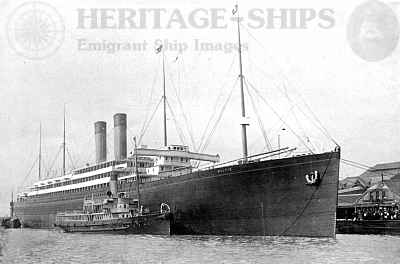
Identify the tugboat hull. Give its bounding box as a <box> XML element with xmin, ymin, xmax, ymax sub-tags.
<box><xmin>56</xmin><ymin>214</ymin><xmax>171</xmax><ymax>235</ymax></box>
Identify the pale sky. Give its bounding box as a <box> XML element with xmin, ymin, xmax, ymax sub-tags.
<box><xmin>0</xmin><ymin>0</ymin><xmax>399</xmax><ymax>214</ymax></box>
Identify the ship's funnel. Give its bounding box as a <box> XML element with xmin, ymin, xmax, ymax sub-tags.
<box><xmin>113</xmin><ymin>113</ymin><xmax>127</xmax><ymax>161</ymax></box>
<box><xmin>94</xmin><ymin>121</ymin><xmax>107</xmax><ymax>163</ymax></box>
<box><xmin>109</xmin><ymin>172</ymin><xmax>118</xmax><ymax>197</ymax></box>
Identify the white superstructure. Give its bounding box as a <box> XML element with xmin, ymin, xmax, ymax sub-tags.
<box><xmin>17</xmin><ymin>145</ymin><xmax>220</xmax><ymax>201</ymax></box>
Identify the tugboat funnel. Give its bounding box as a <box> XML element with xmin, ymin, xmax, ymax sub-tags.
<box><xmin>109</xmin><ymin>173</ymin><xmax>118</xmax><ymax>197</ymax></box>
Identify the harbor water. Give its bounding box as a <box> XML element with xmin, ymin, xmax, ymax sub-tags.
<box><xmin>0</xmin><ymin>229</ymin><xmax>399</xmax><ymax>263</ymax></box>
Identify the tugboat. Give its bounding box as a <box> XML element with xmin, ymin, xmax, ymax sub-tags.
<box><xmin>55</xmin><ymin>191</ymin><xmax>171</xmax><ymax>234</ymax></box>
<box><xmin>55</xmin><ymin>138</ymin><xmax>172</xmax><ymax>235</ymax></box>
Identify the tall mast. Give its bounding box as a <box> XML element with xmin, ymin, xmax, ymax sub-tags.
<box><xmin>134</xmin><ymin>137</ymin><xmax>141</xmax><ymax>210</ymax></box>
<box><xmin>38</xmin><ymin>123</ymin><xmax>42</xmax><ymax>180</ymax></box>
<box><xmin>235</xmin><ymin>5</ymin><xmax>248</xmax><ymax>160</ymax></box>
<box><xmin>62</xmin><ymin>104</ymin><xmax>66</xmax><ymax>175</ymax></box>
<box><xmin>10</xmin><ymin>191</ymin><xmax>14</xmax><ymax>218</ymax></box>
<box><xmin>162</xmin><ymin>49</ymin><xmax>167</xmax><ymax>147</ymax></box>
<box><xmin>156</xmin><ymin>45</ymin><xmax>168</xmax><ymax>146</ymax></box>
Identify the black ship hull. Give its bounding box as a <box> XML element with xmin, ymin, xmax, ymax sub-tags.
<box><xmin>15</xmin><ymin>151</ymin><xmax>340</xmax><ymax>237</ymax></box>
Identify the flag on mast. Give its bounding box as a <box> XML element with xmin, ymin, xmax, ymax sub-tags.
<box><xmin>232</xmin><ymin>4</ymin><xmax>238</xmax><ymax>15</ymax></box>
<box><xmin>155</xmin><ymin>44</ymin><xmax>163</xmax><ymax>54</ymax></box>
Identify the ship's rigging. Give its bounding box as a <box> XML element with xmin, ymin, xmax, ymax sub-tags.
<box><xmin>62</xmin><ymin>104</ymin><xmax>66</xmax><ymax>176</ymax></box>
<box><xmin>133</xmin><ymin>136</ymin><xmax>140</xmax><ymax>210</ymax></box>
<box><xmin>135</xmin><ymin>5</ymin><xmax>339</xmax><ymax>163</ymax></box>
<box><xmin>161</xmin><ymin>47</ymin><xmax>167</xmax><ymax>147</ymax></box>
<box><xmin>16</xmin><ymin>5</ymin><xmax>349</xmax><ymax>188</ymax></box>
<box><xmin>234</xmin><ymin>4</ymin><xmax>249</xmax><ymax>161</ymax></box>
<box><xmin>38</xmin><ymin>123</ymin><xmax>42</xmax><ymax>180</ymax></box>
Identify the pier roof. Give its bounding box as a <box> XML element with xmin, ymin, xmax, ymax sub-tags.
<box><xmin>359</xmin><ymin>162</ymin><xmax>400</xmax><ymax>185</ymax></box>
<box><xmin>340</xmin><ymin>161</ymin><xmax>400</xmax><ymax>189</ymax></box>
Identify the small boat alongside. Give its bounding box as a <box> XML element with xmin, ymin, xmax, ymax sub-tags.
<box><xmin>55</xmin><ymin>165</ymin><xmax>171</xmax><ymax>235</ymax></box>
<box><xmin>55</xmin><ymin>193</ymin><xmax>171</xmax><ymax>234</ymax></box>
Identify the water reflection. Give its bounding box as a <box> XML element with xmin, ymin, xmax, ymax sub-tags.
<box><xmin>0</xmin><ymin>229</ymin><xmax>399</xmax><ymax>264</ymax></box>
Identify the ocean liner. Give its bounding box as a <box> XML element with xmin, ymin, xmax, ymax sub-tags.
<box><xmin>14</xmin><ymin>6</ymin><xmax>340</xmax><ymax>237</ymax></box>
